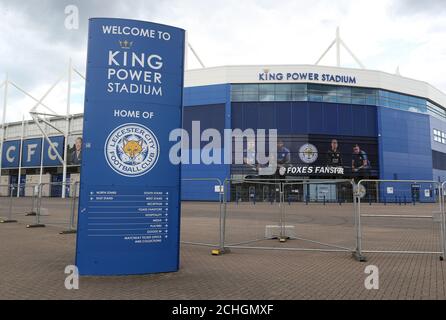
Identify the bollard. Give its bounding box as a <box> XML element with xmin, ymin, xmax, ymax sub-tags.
<box><xmin>404</xmin><ymin>196</ymin><xmax>407</xmax><ymax>205</ymax></box>
<box><xmin>288</xmin><ymin>195</ymin><xmax>291</xmax><ymax>206</ymax></box>
<box><xmin>368</xmin><ymin>194</ymin><xmax>372</xmax><ymax>206</ymax></box>
<box><xmin>399</xmin><ymin>197</ymin><xmax>402</xmax><ymax>206</ymax></box>
<box><xmin>384</xmin><ymin>196</ymin><xmax>387</xmax><ymax>206</ymax></box>
<box><xmin>323</xmin><ymin>196</ymin><xmax>326</xmax><ymax>206</ymax></box>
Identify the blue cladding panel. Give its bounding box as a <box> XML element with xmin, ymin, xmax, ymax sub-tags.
<box><xmin>338</xmin><ymin>104</ymin><xmax>353</xmax><ymax>135</ymax></box>
<box><xmin>378</xmin><ymin>107</ymin><xmax>434</xmax><ymax>202</ymax></box>
<box><xmin>231</xmin><ymin>102</ymin><xmax>377</xmax><ymax>137</ymax></box>
<box><xmin>184</xmin><ymin>84</ymin><xmax>229</xmax><ymax>106</ymax></box>
<box><xmin>324</xmin><ymin>104</ymin><xmax>338</xmax><ymax>134</ymax></box>
<box><xmin>182</xmin><ymin>104</ymin><xmax>230</xmax><ymax>200</ymax></box>
<box><xmin>309</xmin><ymin>103</ymin><xmax>324</xmax><ymax>134</ymax></box>
<box><xmin>291</xmin><ymin>103</ymin><xmax>309</xmax><ymax>133</ymax></box>
<box><xmin>352</xmin><ymin>107</ymin><xmax>367</xmax><ymax>136</ymax></box>
<box><xmin>276</xmin><ymin>103</ymin><xmax>292</xmax><ymax>134</ymax></box>
<box><xmin>183</xmin><ymin>104</ymin><xmax>226</xmax><ymax>138</ymax></box>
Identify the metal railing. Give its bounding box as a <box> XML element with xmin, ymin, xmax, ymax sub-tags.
<box><xmin>354</xmin><ymin>179</ymin><xmax>445</xmax><ymax>261</ymax></box>
<box><xmin>30</xmin><ymin>182</ymin><xmax>79</xmax><ymax>233</ymax></box>
<box><xmin>2</xmin><ymin>177</ymin><xmax>445</xmax><ymax>263</ymax></box>
<box><xmin>0</xmin><ymin>185</ymin><xmax>17</xmax><ymax>223</ymax></box>
<box><xmin>220</xmin><ymin>178</ymin><xmax>358</xmax><ymax>255</ymax></box>
<box><xmin>180</xmin><ymin>178</ymin><xmax>224</xmax><ymax>251</ymax></box>
<box><xmin>0</xmin><ymin>182</ymin><xmax>79</xmax><ymax>234</ymax></box>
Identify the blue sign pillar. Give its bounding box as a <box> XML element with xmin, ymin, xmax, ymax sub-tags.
<box><xmin>75</xmin><ymin>18</ymin><xmax>185</xmax><ymax>276</ymax></box>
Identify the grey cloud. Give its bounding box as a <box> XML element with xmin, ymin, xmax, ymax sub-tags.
<box><xmin>390</xmin><ymin>0</ymin><xmax>446</xmax><ymax>15</ymax></box>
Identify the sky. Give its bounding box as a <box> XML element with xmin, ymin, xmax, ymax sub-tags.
<box><xmin>0</xmin><ymin>0</ymin><xmax>446</xmax><ymax>122</ymax></box>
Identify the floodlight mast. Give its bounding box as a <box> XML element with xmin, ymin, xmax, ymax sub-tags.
<box><xmin>315</xmin><ymin>27</ymin><xmax>365</xmax><ymax>69</ymax></box>
<box><xmin>188</xmin><ymin>42</ymin><xmax>206</xmax><ymax>69</ymax></box>
<box><xmin>0</xmin><ymin>74</ymin><xmax>8</xmax><ymax>176</ymax></box>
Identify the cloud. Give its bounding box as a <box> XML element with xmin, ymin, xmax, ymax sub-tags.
<box><xmin>390</xmin><ymin>0</ymin><xmax>446</xmax><ymax>15</ymax></box>
<box><xmin>0</xmin><ymin>0</ymin><xmax>446</xmax><ymax>123</ymax></box>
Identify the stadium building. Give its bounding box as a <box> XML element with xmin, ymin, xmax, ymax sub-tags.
<box><xmin>1</xmin><ymin>62</ymin><xmax>446</xmax><ymax>202</ymax></box>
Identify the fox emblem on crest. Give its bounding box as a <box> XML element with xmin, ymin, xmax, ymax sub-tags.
<box><xmin>122</xmin><ymin>138</ymin><xmax>144</xmax><ymax>159</ymax></box>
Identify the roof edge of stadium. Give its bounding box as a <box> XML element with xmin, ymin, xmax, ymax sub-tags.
<box><xmin>184</xmin><ymin>64</ymin><xmax>446</xmax><ymax>108</ymax></box>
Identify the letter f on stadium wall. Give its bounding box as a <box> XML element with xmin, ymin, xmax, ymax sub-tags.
<box><xmin>75</xmin><ymin>18</ymin><xmax>185</xmax><ymax>276</ymax></box>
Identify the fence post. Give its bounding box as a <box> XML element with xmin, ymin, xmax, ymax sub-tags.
<box><xmin>279</xmin><ymin>182</ymin><xmax>286</xmax><ymax>242</ymax></box>
<box><xmin>26</xmin><ymin>185</ymin><xmax>38</xmax><ymax>216</ymax></box>
<box><xmin>212</xmin><ymin>179</ymin><xmax>228</xmax><ymax>256</ymax></box>
<box><xmin>353</xmin><ymin>181</ymin><xmax>367</xmax><ymax>262</ymax></box>
<box><xmin>60</xmin><ymin>182</ymin><xmax>78</xmax><ymax>235</ymax></box>
<box><xmin>0</xmin><ymin>185</ymin><xmax>18</xmax><ymax>223</ymax></box>
<box><xmin>26</xmin><ymin>183</ymin><xmax>45</xmax><ymax>228</ymax></box>
<box><xmin>440</xmin><ymin>182</ymin><xmax>446</xmax><ymax>261</ymax></box>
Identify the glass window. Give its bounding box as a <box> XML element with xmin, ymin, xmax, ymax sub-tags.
<box><xmin>230</xmin><ymin>84</ymin><xmax>445</xmax><ymax>120</ymax></box>
<box><xmin>259</xmin><ymin>84</ymin><xmax>275</xmax><ymax>101</ymax></box>
<box><xmin>275</xmin><ymin>84</ymin><xmax>292</xmax><ymax>93</ymax></box>
<box><xmin>275</xmin><ymin>93</ymin><xmax>292</xmax><ymax>101</ymax></box>
<box><xmin>291</xmin><ymin>84</ymin><xmax>307</xmax><ymax>93</ymax></box>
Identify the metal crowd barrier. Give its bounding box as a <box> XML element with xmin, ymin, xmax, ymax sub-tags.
<box><xmin>0</xmin><ymin>184</ymin><xmax>17</xmax><ymax>224</ymax></box>
<box><xmin>29</xmin><ymin>182</ymin><xmax>79</xmax><ymax>233</ymax></box>
<box><xmin>0</xmin><ymin>184</ymin><xmax>39</xmax><ymax>224</ymax></box>
<box><xmin>180</xmin><ymin>178</ymin><xmax>224</xmax><ymax>251</ymax></box>
<box><xmin>354</xmin><ymin>179</ymin><xmax>446</xmax><ymax>261</ymax></box>
<box><xmin>0</xmin><ymin>182</ymin><xmax>79</xmax><ymax>234</ymax></box>
<box><xmin>220</xmin><ymin>179</ymin><xmax>358</xmax><ymax>255</ymax></box>
<box><xmin>2</xmin><ymin>177</ymin><xmax>446</xmax><ymax>263</ymax></box>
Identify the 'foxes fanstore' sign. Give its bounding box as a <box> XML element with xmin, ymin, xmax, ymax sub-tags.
<box><xmin>75</xmin><ymin>18</ymin><xmax>185</xmax><ymax>276</ymax></box>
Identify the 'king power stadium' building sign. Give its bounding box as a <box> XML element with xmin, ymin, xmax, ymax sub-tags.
<box><xmin>258</xmin><ymin>71</ymin><xmax>357</xmax><ymax>84</ymax></box>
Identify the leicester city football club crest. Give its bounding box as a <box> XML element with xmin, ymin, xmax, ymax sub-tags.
<box><xmin>299</xmin><ymin>143</ymin><xmax>318</xmax><ymax>164</ymax></box>
<box><xmin>104</xmin><ymin>123</ymin><xmax>160</xmax><ymax>177</ymax></box>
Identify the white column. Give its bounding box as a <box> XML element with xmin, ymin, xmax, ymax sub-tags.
<box><xmin>336</xmin><ymin>27</ymin><xmax>341</xmax><ymax>67</ymax></box>
<box><xmin>0</xmin><ymin>74</ymin><xmax>8</xmax><ymax>178</ymax></box>
<box><xmin>17</xmin><ymin>116</ymin><xmax>25</xmax><ymax>198</ymax></box>
<box><xmin>62</xmin><ymin>59</ymin><xmax>72</xmax><ymax>199</ymax></box>
<box><xmin>39</xmin><ymin>135</ymin><xmax>44</xmax><ymax>185</ymax></box>
<box><xmin>184</xmin><ymin>31</ymin><xmax>189</xmax><ymax>70</ymax></box>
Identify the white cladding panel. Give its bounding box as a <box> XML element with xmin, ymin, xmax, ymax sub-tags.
<box><xmin>185</xmin><ymin>65</ymin><xmax>446</xmax><ymax>107</ymax></box>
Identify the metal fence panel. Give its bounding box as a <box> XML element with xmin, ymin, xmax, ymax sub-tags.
<box><xmin>356</xmin><ymin>180</ymin><xmax>445</xmax><ymax>260</ymax></box>
<box><xmin>30</xmin><ymin>182</ymin><xmax>78</xmax><ymax>232</ymax></box>
<box><xmin>223</xmin><ymin>179</ymin><xmax>284</xmax><ymax>249</ymax></box>
<box><xmin>180</xmin><ymin>178</ymin><xmax>223</xmax><ymax>249</ymax></box>
<box><xmin>282</xmin><ymin>180</ymin><xmax>356</xmax><ymax>252</ymax></box>
<box><xmin>0</xmin><ymin>185</ymin><xmax>14</xmax><ymax>223</ymax></box>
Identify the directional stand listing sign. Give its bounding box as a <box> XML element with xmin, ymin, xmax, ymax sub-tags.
<box><xmin>75</xmin><ymin>18</ymin><xmax>185</xmax><ymax>276</ymax></box>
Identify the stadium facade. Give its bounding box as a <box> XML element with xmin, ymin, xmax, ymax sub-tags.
<box><xmin>1</xmin><ymin>64</ymin><xmax>446</xmax><ymax>201</ymax></box>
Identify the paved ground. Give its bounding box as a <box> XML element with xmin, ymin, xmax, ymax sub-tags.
<box><xmin>0</xmin><ymin>200</ymin><xmax>445</xmax><ymax>300</ymax></box>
